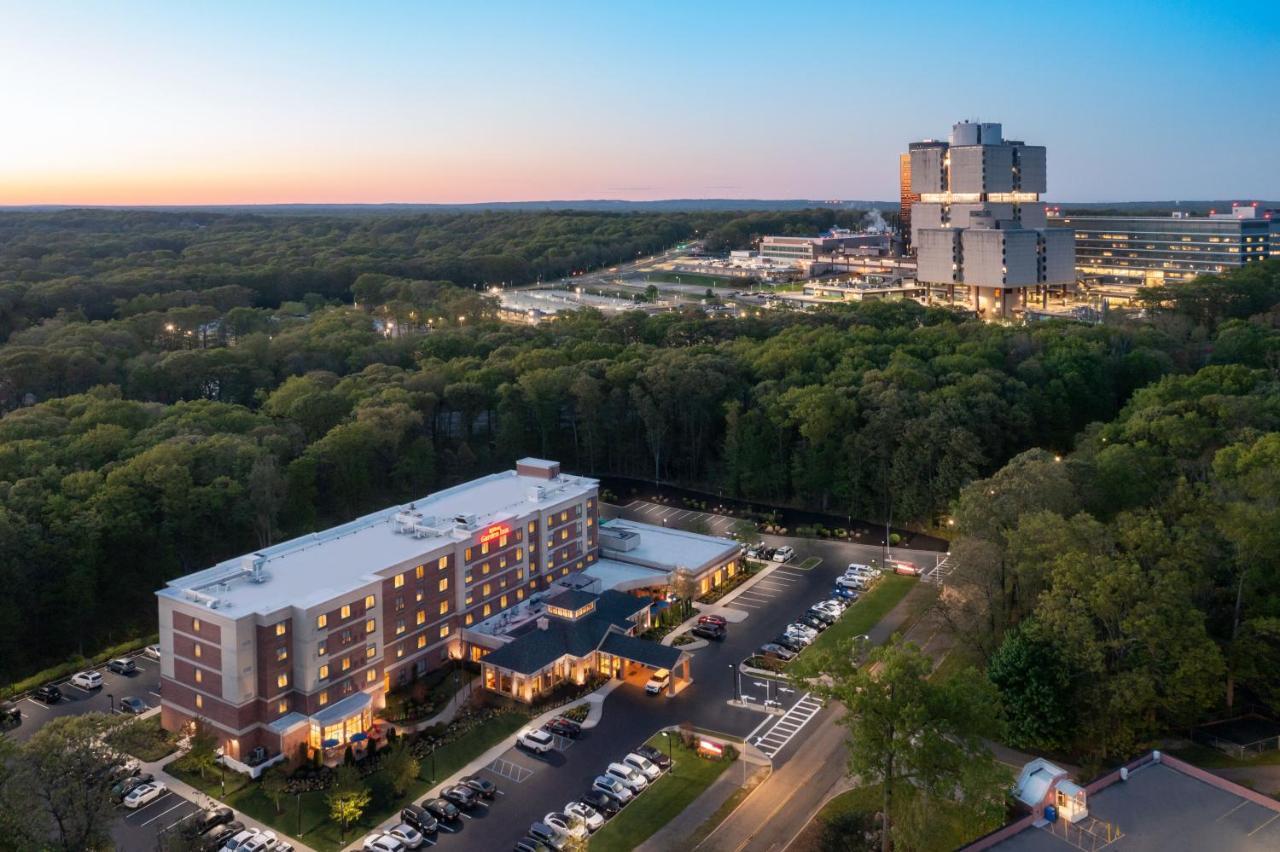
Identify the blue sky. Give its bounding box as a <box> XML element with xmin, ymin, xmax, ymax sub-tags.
<box><xmin>1</xmin><ymin>0</ymin><xmax>1276</xmax><ymax>203</ymax></box>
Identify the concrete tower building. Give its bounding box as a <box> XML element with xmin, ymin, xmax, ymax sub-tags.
<box><xmin>910</xmin><ymin>121</ymin><xmax>1074</xmax><ymax>318</ymax></box>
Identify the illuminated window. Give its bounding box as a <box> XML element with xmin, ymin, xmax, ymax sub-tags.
<box><xmin>438</xmin><ymin>577</ymin><xmax>448</xmax><ymax>593</ymax></box>
<box><xmin>366</xmin><ymin>646</ymin><xmax>376</xmax><ymax>660</ymax></box>
<box><xmin>560</xmin><ymin>511</ymin><xmax>568</xmax><ymax>522</ymax></box>
<box><xmin>276</xmin><ymin>646</ymin><xmax>288</xmax><ymax>662</ymax></box>
<box><xmin>194</xmin><ymin>669</ymin><xmax>203</xmax><ymax>684</ymax></box>
<box><xmin>394</xmin><ymin>595</ymin><xmax>404</xmax><ymax>611</ymax></box>
<box><xmin>320</xmin><ymin>664</ymin><xmax>329</xmax><ymax>679</ymax></box>
<box><xmin>340</xmin><ymin>604</ymin><xmax>351</xmax><ymax>619</ymax></box>
<box><xmin>482</xmin><ymin>563</ymin><xmax>491</xmax><ymax>575</ymax></box>
<box><xmin>277</xmin><ymin>673</ymin><xmax>288</xmax><ymax>689</ymax></box>
<box><xmin>318</xmin><ymin>643</ymin><xmax>326</xmax><ymax>657</ymax></box>
<box><xmin>440</xmin><ymin>625</ymin><xmax>450</xmax><ymax>639</ymax></box>
<box><xmin>341</xmin><ymin>658</ymin><xmax>351</xmax><ymax>672</ymax></box>
<box><xmin>517</xmin><ymin>569</ymin><xmax>524</xmax><ymax>580</ymax></box>
<box><xmin>319</xmin><ymin>691</ymin><xmax>328</xmax><ymax>706</ymax></box>
<box><xmin>396</xmin><ymin>647</ymin><xmax>405</xmax><ymax>659</ymax></box>
<box><xmin>465</xmin><ymin>614</ymin><xmax>474</xmax><ymax>626</ymax></box>
<box><xmin>415</xmin><ymin>565</ymin><xmax>424</xmax><ymax>580</ymax></box>
<box><xmin>465</xmin><ymin>594</ymin><xmax>474</xmax><ymax>606</ymax></box>
<box><xmin>365</xmin><ymin>595</ymin><xmax>376</xmax><ymax>610</ymax></box>
<box><xmin>528</xmin><ymin>522</ymin><xmax>535</xmax><ymax>533</ymax></box>
<box><xmin>438</xmin><ymin>556</ymin><xmax>448</xmax><ymax>570</ymax></box>
<box><xmin>561</xmin><ymin>529</ymin><xmax>569</xmax><ymax>541</ymax></box>
<box><xmin>481</xmin><ymin>542</ymin><xmax>490</xmax><ymax>555</ymax></box>
<box><xmin>516</xmin><ymin>589</ymin><xmax>525</xmax><ymax>601</ymax></box>
<box><xmin>500</xmin><ymin>595</ymin><xmax>508</xmax><ymax>608</ymax></box>
<box><xmin>395</xmin><ymin>619</ymin><xmax>406</xmax><ymax>636</ymax></box>
<box><xmin>416</xmin><ymin>611</ymin><xmax>426</xmax><ymax>626</ymax></box>
<box><xmin>275</xmin><ymin>623</ymin><xmax>287</xmax><ymax>637</ymax></box>
<box><xmin>517</xmin><ymin>548</ymin><xmax>523</xmax><ymax>561</ymax></box>
<box><xmin>394</xmin><ymin>573</ymin><xmax>405</xmax><ymax>589</ymax></box>
<box><xmin>482</xmin><ymin>583</ymin><xmax>491</xmax><ymax>596</ymax></box>
<box><xmin>499</xmin><ymin>535</ymin><xmax>508</xmax><ymax>548</ymax></box>
<box><xmin>483</xmin><ymin>604</ymin><xmax>492</xmax><ymax>617</ymax></box>
<box><xmin>278</xmin><ymin>700</ymin><xmax>288</xmax><ymax>714</ymax></box>
<box><xmin>417</xmin><ymin>635</ymin><xmax>426</xmax><ymax>649</ymax></box>
<box><xmin>587</xmin><ymin>517</ymin><xmax>594</xmax><ymax>527</ymax></box>
<box><xmin>317</xmin><ymin>614</ymin><xmax>327</xmax><ymax>629</ymax></box>
<box><xmin>366</xmin><ymin>669</ymin><xmax>377</xmax><ymax>684</ymax></box>
<box><xmin>439</xmin><ymin>601</ymin><xmax>449</xmax><ymax>615</ymax></box>
<box><xmin>195</xmin><ymin>694</ymin><xmax>203</xmax><ymax>709</ymax></box>
<box><xmin>194</xmin><ymin>644</ymin><xmax>202</xmax><ymax>659</ymax></box>
<box><xmin>465</xmin><ymin>547</ymin><xmax>472</xmax><ymax>561</ymax></box>
<box><xmin>365</xmin><ymin>619</ymin><xmax>375</xmax><ymax>634</ymax></box>
<box><xmin>561</xmin><ymin>567</ymin><xmax>569</xmax><ymax>576</ymax></box>
<box><xmin>192</xmin><ymin>618</ymin><xmax>201</xmax><ymax>632</ymax></box>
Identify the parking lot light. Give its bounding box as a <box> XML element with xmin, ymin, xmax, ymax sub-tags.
<box><xmin>107</xmin><ymin>693</ymin><xmax>114</xmax><ymax>714</ymax></box>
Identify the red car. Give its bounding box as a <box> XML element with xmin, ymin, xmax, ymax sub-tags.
<box><xmin>698</xmin><ymin>614</ymin><xmax>728</xmax><ymax>628</ymax></box>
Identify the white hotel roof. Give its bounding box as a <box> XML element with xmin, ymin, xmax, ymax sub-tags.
<box><xmin>157</xmin><ymin>467</ymin><xmax>597</xmax><ymax>620</ymax></box>
<box><xmin>599</xmin><ymin>518</ymin><xmax>741</xmax><ymax>573</ymax></box>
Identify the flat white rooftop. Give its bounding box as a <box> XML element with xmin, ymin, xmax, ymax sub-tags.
<box><xmin>584</xmin><ymin>558</ymin><xmax>671</xmax><ymax>593</ymax></box>
<box><xmin>599</xmin><ymin>518</ymin><xmax>740</xmax><ymax>573</ymax></box>
<box><xmin>157</xmin><ymin>465</ymin><xmax>597</xmax><ymax>620</ymax></box>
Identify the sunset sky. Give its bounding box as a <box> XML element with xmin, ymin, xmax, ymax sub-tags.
<box><xmin>2</xmin><ymin>0</ymin><xmax>1277</xmax><ymax>205</ymax></box>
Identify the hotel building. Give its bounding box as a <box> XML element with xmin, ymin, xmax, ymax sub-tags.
<box><xmin>155</xmin><ymin>459</ymin><xmax>739</xmax><ymax>765</ymax></box>
<box><xmin>910</xmin><ymin>121</ymin><xmax>1075</xmax><ymax>319</ymax></box>
<box><xmin>1050</xmin><ymin>203</ymin><xmax>1278</xmax><ymax>290</ymax></box>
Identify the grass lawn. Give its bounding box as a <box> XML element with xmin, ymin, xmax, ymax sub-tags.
<box><xmin>106</xmin><ymin>715</ymin><xmax>180</xmax><ymax>762</ymax></box>
<box><xmin>792</xmin><ymin>556</ymin><xmax>823</xmax><ymax>571</ymax></box>
<box><xmin>791</xmin><ymin>782</ymin><xmax>996</xmax><ymax>852</ymax></box>
<box><xmin>807</xmin><ymin>574</ymin><xmax>915</xmax><ymax>655</ymax></box>
<box><xmin>589</xmin><ymin>735</ymin><xmax>735</xmax><ymax>852</ymax></box>
<box><xmin>929</xmin><ymin>642</ymin><xmax>983</xmax><ymax>684</ymax></box>
<box><xmin>169</xmin><ymin>711</ymin><xmax>528</xmax><ymax>852</ymax></box>
<box><xmin>646</xmin><ymin>271</ymin><xmax>738</xmax><ymax>288</ymax></box>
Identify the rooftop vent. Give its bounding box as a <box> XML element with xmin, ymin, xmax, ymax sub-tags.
<box><xmin>536</xmin><ymin>616</ymin><xmax>550</xmax><ymax>631</ymax></box>
<box><xmin>527</xmin><ymin>486</ymin><xmax>546</xmax><ymax>503</ymax></box>
<box><xmin>453</xmin><ymin>514</ymin><xmax>479</xmax><ymax>530</ymax></box>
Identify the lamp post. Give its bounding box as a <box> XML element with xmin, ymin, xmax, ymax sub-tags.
<box><xmin>297</xmin><ymin>792</ymin><xmax>303</xmax><ymax>836</ymax></box>
<box><xmin>662</xmin><ymin>730</ymin><xmax>673</xmax><ymax>775</ymax></box>
<box><xmin>730</xmin><ymin>664</ymin><xmax>739</xmax><ymax>702</ymax></box>
<box><xmin>106</xmin><ymin>693</ymin><xmax>114</xmax><ymax>714</ymax></box>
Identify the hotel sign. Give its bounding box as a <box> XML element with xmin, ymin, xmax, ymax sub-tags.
<box><xmin>477</xmin><ymin>522</ymin><xmax>512</xmax><ymax>545</ymax></box>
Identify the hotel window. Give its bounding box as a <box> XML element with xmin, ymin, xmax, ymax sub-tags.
<box><xmin>516</xmin><ymin>548</ymin><xmax>524</xmax><ymax>561</ymax></box>
<box><xmin>528</xmin><ymin>521</ymin><xmax>536</xmax><ymax>533</ymax></box>
<box><xmin>440</xmin><ymin>625</ymin><xmax>450</xmax><ymax>639</ymax></box>
<box><xmin>195</xmin><ymin>694</ymin><xmax>203</xmax><ymax>709</ymax></box>
<box><xmin>465</xmin><ymin>614</ymin><xmax>474</xmax><ymax>626</ymax></box>
<box><xmin>320</xmin><ymin>664</ymin><xmax>330</xmax><ymax>679</ymax></box>
<box><xmin>318</xmin><ymin>642</ymin><xmax>326</xmax><ymax>657</ymax></box>
<box><xmin>276</xmin><ymin>646</ymin><xmax>288</xmax><ymax>662</ymax></box>
<box><xmin>416</xmin><ymin>611</ymin><xmax>426</xmax><ymax>626</ymax></box>
<box><xmin>317</xmin><ymin>614</ymin><xmax>327</xmax><ymax>629</ymax></box>
<box><xmin>560</xmin><ymin>529</ymin><xmax>569</xmax><ymax>541</ymax></box>
<box><xmin>499</xmin><ymin>535</ymin><xmax>508</xmax><ymax>548</ymax></box>
<box><xmin>277</xmin><ymin>673</ymin><xmax>288</xmax><ymax>689</ymax></box>
<box><xmin>483</xmin><ymin>604</ymin><xmax>492</xmax><ymax>617</ymax></box>
<box><xmin>465</xmin><ymin>594</ymin><xmax>474</xmax><ymax>606</ymax></box>
<box><xmin>366</xmin><ymin>669</ymin><xmax>377</xmax><ymax>684</ymax></box>
<box><xmin>275</xmin><ymin>623</ymin><xmax>287</xmax><ymax>637</ymax></box>
<box><xmin>438</xmin><ymin>577</ymin><xmax>448</xmax><ymax>592</ymax></box>
<box><xmin>560</xmin><ymin>511</ymin><xmax>568</xmax><ymax>522</ymax></box>
<box><xmin>439</xmin><ymin>601</ymin><xmax>449</xmax><ymax>615</ymax></box>
<box><xmin>517</xmin><ymin>569</ymin><xmax>524</xmax><ymax>580</ymax></box>
<box><xmin>500</xmin><ymin>595</ymin><xmax>508</xmax><ymax>608</ymax></box>
<box><xmin>516</xmin><ymin>589</ymin><xmax>525</xmax><ymax>601</ymax></box>
<box><xmin>394</xmin><ymin>573</ymin><xmax>405</xmax><ymax>589</ymax></box>
<box><xmin>395</xmin><ymin>595</ymin><xmax>404</xmax><ymax>612</ymax></box>
<box><xmin>415</xmin><ymin>590</ymin><xmax>423</xmax><ymax>603</ymax></box>
<box><xmin>365</xmin><ymin>595</ymin><xmax>376</xmax><ymax>610</ymax></box>
<box><xmin>465</xmin><ymin>547</ymin><xmax>472</xmax><ymax>561</ymax></box>
<box><xmin>319</xmin><ymin>691</ymin><xmax>329</xmax><ymax>706</ymax></box>
<box><xmin>415</xmin><ymin>565</ymin><xmax>424</xmax><ymax>580</ymax></box>
<box><xmin>482</xmin><ymin>563</ymin><xmax>491</xmax><ymax>575</ymax></box>
<box><xmin>465</xmin><ymin>572</ymin><xmax>473</xmax><ymax>583</ymax></box>
<box><xmin>482</xmin><ymin>583</ymin><xmax>491</xmax><ymax>596</ymax></box>
<box><xmin>341</xmin><ymin>658</ymin><xmax>351</xmax><ymax>672</ymax></box>
<box><xmin>395</xmin><ymin>619</ymin><xmax>406</xmax><ymax>636</ymax></box>
<box><xmin>481</xmin><ymin>542</ymin><xmax>490</xmax><ymax>555</ymax></box>
<box><xmin>587</xmin><ymin>516</ymin><xmax>594</xmax><ymax>527</ymax></box>
<box><xmin>417</xmin><ymin>635</ymin><xmax>426</xmax><ymax>649</ymax></box>
<box><xmin>194</xmin><ymin>669</ymin><xmax>203</xmax><ymax>684</ymax></box>
<box><xmin>194</xmin><ymin>644</ymin><xmax>202</xmax><ymax>659</ymax></box>
<box><xmin>278</xmin><ymin>700</ymin><xmax>288</xmax><ymax>714</ymax></box>
<box><xmin>192</xmin><ymin>618</ymin><xmax>201</xmax><ymax>632</ymax></box>
<box><xmin>341</xmin><ymin>604</ymin><xmax>351</xmax><ymax>619</ymax></box>
<box><xmin>365</xmin><ymin>618</ymin><xmax>376</xmax><ymax>634</ymax></box>
<box><xmin>396</xmin><ymin>646</ymin><xmax>405</xmax><ymax>659</ymax></box>
<box><xmin>438</xmin><ymin>556</ymin><xmax>448</xmax><ymax>570</ymax></box>
<box><xmin>366</xmin><ymin>646</ymin><xmax>376</xmax><ymax>660</ymax></box>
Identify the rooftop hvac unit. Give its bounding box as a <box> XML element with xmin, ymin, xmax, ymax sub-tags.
<box><xmin>392</xmin><ymin>510</ymin><xmax>423</xmax><ymax>533</ymax></box>
<box><xmin>453</xmin><ymin>514</ymin><xmax>478</xmax><ymax>530</ymax></box>
<box><xmin>411</xmin><ymin>519</ymin><xmax>449</xmax><ymax>539</ymax></box>
<box><xmin>527</xmin><ymin>486</ymin><xmax>546</xmax><ymax>503</ymax></box>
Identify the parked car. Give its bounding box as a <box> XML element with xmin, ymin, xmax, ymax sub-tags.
<box><xmin>832</xmin><ymin>586</ymin><xmax>860</xmax><ymax>601</ymax></box>
<box><xmin>399</xmin><ymin>804</ymin><xmax>438</xmax><ymax>836</ymax></box>
<box><xmin>201</xmin><ymin>822</ymin><xmax>245</xmax><ymax>852</ymax></box>
<box><xmin>786</xmin><ymin>623</ymin><xmax>818</xmax><ymax>640</ymax></box>
<box><xmin>120</xmin><ymin>696</ymin><xmax>148</xmax><ymax>714</ymax></box>
<box><xmin>644</xmin><ymin>668</ymin><xmax>671</xmax><ymax>695</ymax></box>
<box><xmin>191</xmin><ymin>806</ymin><xmax>234</xmax><ymax>836</ymax></box>
<box><xmin>219</xmin><ymin>828</ymin><xmax>261</xmax><ymax>851</ymax></box>
<box><xmin>70</xmin><ymin>670</ymin><xmax>103</xmax><ymax>690</ymax></box>
<box><xmin>564</xmin><ymin>801</ymin><xmax>605</xmax><ymax>831</ymax></box>
<box><xmin>798</xmin><ymin>614</ymin><xmax>828</xmax><ymax>632</ymax></box>
<box><xmin>123</xmin><ymin>781</ymin><xmax>166</xmax><ymax>809</ymax></box>
<box><xmin>111</xmin><ymin>772</ymin><xmax>155</xmax><ymax>802</ymax></box>
<box><xmin>518</xmin><ymin>727</ymin><xmax>555</xmax><ymax>753</ymax></box>
<box><xmin>544</xmin><ymin>811</ymin><xmax>588</xmax><ymax>841</ymax></box>
<box><xmin>846</xmin><ymin>562</ymin><xmax>875</xmax><ymax>574</ymax></box>
<box><xmin>772</xmin><ymin>545</ymin><xmax>795</xmax><ymax>563</ymax></box>
<box><xmin>592</xmin><ymin>775</ymin><xmax>633</xmax><ymax>803</ymax></box>
<box><xmin>441</xmin><ymin>784</ymin><xmax>478</xmax><ymax>810</ymax></box>
<box><xmin>889</xmin><ymin>559</ymin><xmax>920</xmax><ymax>576</ymax></box>
<box><xmin>528</xmin><ymin>822</ymin><xmax>566</xmax><ymax>850</ymax></box>
<box><xmin>806</xmin><ymin>607</ymin><xmax>836</xmax><ymax>624</ymax></box>
<box><xmin>623</xmin><ymin>752</ymin><xmax>662</xmax><ymax>780</ymax></box>
<box><xmin>815</xmin><ymin>599</ymin><xmax>845</xmax><ymax>616</ymax></box>
<box><xmin>772</xmin><ymin>634</ymin><xmax>805</xmax><ymax>653</ymax></box>
<box><xmin>580</xmin><ymin>789</ymin><xmax>621</xmax><ymax>816</ymax></box>
<box><xmin>635</xmin><ymin>743</ymin><xmax>672</xmax><ymax>770</ymax></box>
<box><xmin>746</xmin><ymin>543</ymin><xmax>772</xmax><ymax>560</ymax></box>
<box><xmin>835</xmin><ymin>575</ymin><xmax>867</xmax><ymax>592</ymax></box>
<box><xmin>0</xmin><ymin>701</ymin><xmax>20</xmax><ymax>729</ymax></box>
<box><xmin>386</xmin><ymin>824</ymin><xmax>424</xmax><ymax>849</ymax></box>
<box><xmin>107</xmin><ymin>657</ymin><xmax>137</xmax><ymax>675</ymax></box>
<box><xmin>697</xmin><ymin>614</ymin><xmax>728</xmax><ymax>628</ymax></box>
<box><xmin>32</xmin><ymin>685</ymin><xmax>62</xmax><ymax>704</ymax></box>
<box><xmin>239</xmin><ymin>831</ymin><xmax>279</xmax><ymax>852</ymax></box>
<box><xmin>759</xmin><ymin>643</ymin><xmax>797</xmax><ymax>661</ymax></box>
<box><xmin>606</xmin><ymin>762</ymin><xmax>647</xmax><ymax>792</ymax></box>
<box><xmin>692</xmin><ymin>622</ymin><xmax>726</xmax><ymax>641</ymax></box>
<box><xmin>542</xmin><ymin>716</ymin><xmax>582</xmax><ymax>739</ymax></box>
<box><xmin>462</xmin><ymin>774</ymin><xmax>498</xmax><ymax>799</ymax></box>
<box><xmin>361</xmin><ymin>834</ymin><xmax>406</xmax><ymax>852</ymax></box>
<box><xmin>422</xmin><ymin>797</ymin><xmax>460</xmax><ymax>823</ymax></box>
<box><xmin>144</xmin><ymin>643</ymin><xmax>162</xmax><ymax>660</ymax></box>
<box><xmin>513</xmin><ymin>838</ymin><xmax>552</xmax><ymax>852</ymax></box>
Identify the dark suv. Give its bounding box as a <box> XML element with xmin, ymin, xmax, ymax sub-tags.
<box><xmin>400</xmin><ymin>803</ymin><xmax>439</xmax><ymax>835</ymax></box>
<box><xmin>32</xmin><ymin>685</ymin><xmax>62</xmax><ymax>704</ymax></box>
<box><xmin>692</xmin><ymin>622</ymin><xmax>726</xmax><ymax>641</ymax></box>
<box><xmin>423</xmin><ymin>797</ymin><xmax>460</xmax><ymax>823</ymax></box>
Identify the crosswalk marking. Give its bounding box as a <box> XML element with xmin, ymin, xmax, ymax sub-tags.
<box><xmin>753</xmin><ymin>692</ymin><xmax>824</xmax><ymax>758</ymax></box>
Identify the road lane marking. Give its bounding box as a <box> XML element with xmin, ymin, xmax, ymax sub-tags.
<box><xmin>753</xmin><ymin>691</ymin><xmax>824</xmax><ymax>758</ymax></box>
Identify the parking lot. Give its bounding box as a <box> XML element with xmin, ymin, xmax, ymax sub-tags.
<box><xmin>7</xmin><ymin>649</ymin><xmax>162</xmax><ymax>744</ymax></box>
<box><xmin>114</xmin><ymin>783</ymin><xmax>205</xmax><ymax>851</ymax></box>
<box><xmin>615</xmin><ymin>499</ymin><xmax>741</xmax><ymax>536</ymax></box>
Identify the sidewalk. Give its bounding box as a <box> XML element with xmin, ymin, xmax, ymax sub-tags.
<box><xmin>636</xmin><ymin>764</ymin><xmax>755</xmax><ymax>852</ymax></box>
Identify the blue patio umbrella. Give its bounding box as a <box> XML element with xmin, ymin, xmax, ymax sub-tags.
<box><xmin>322</xmin><ymin>738</ymin><xmax>340</xmax><ymax>748</ymax></box>
<box><xmin>350</xmin><ymin>732</ymin><xmax>368</xmax><ymax>743</ymax></box>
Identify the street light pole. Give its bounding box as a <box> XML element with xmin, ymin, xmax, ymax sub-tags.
<box><xmin>107</xmin><ymin>693</ymin><xmax>114</xmax><ymax>714</ymax></box>
<box><xmin>730</xmin><ymin>664</ymin><xmax>738</xmax><ymax>702</ymax></box>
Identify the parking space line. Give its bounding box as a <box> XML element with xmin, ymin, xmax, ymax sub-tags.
<box><xmin>140</xmin><ymin>797</ymin><xmax>187</xmax><ymax>827</ymax></box>
<box><xmin>438</xmin><ymin>823</ymin><xmax>457</xmax><ymax>833</ymax></box>
<box><xmin>23</xmin><ymin>698</ymin><xmax>50</xmax><ymax>711</ymax></box>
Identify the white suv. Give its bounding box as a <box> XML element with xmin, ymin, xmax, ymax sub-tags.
<box><xmin>517</xmin><ymin>728</ymin><xmax>555</xmax><ymax>754</ymax></box>
<box><xmin>70</xmin><ymin>671</ymin><xmax>102</xmax><ymax>689</ymax></box>
<box><xmin>772</xmin><ymin>546</ymin><xmax>795</xmax><ymax>563</ymax></box>
<box><xmin>606</xmin><ymin>762</ymin><xmax>648</xmax><ymax>792</ymax></box>
<box><xmin>623</xmin><ymin>752</ymin><xmax>661</xmax><ymax>781</ymax></box>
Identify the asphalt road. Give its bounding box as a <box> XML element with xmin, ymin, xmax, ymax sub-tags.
<box><xmin>6</xmin><ymin>649</ymin><xmax>162</xmax><ymax>744</ymax></box>
<box><xmin>438</xmin><ymin>526</ymin><xmax>928</xmax><ymax>851</ymax></box>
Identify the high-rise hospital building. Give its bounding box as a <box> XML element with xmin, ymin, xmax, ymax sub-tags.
<box><xmin>909</xmin><ymin>121</ymin><xmax>1074</xmax><ymax>318</ymax></box>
